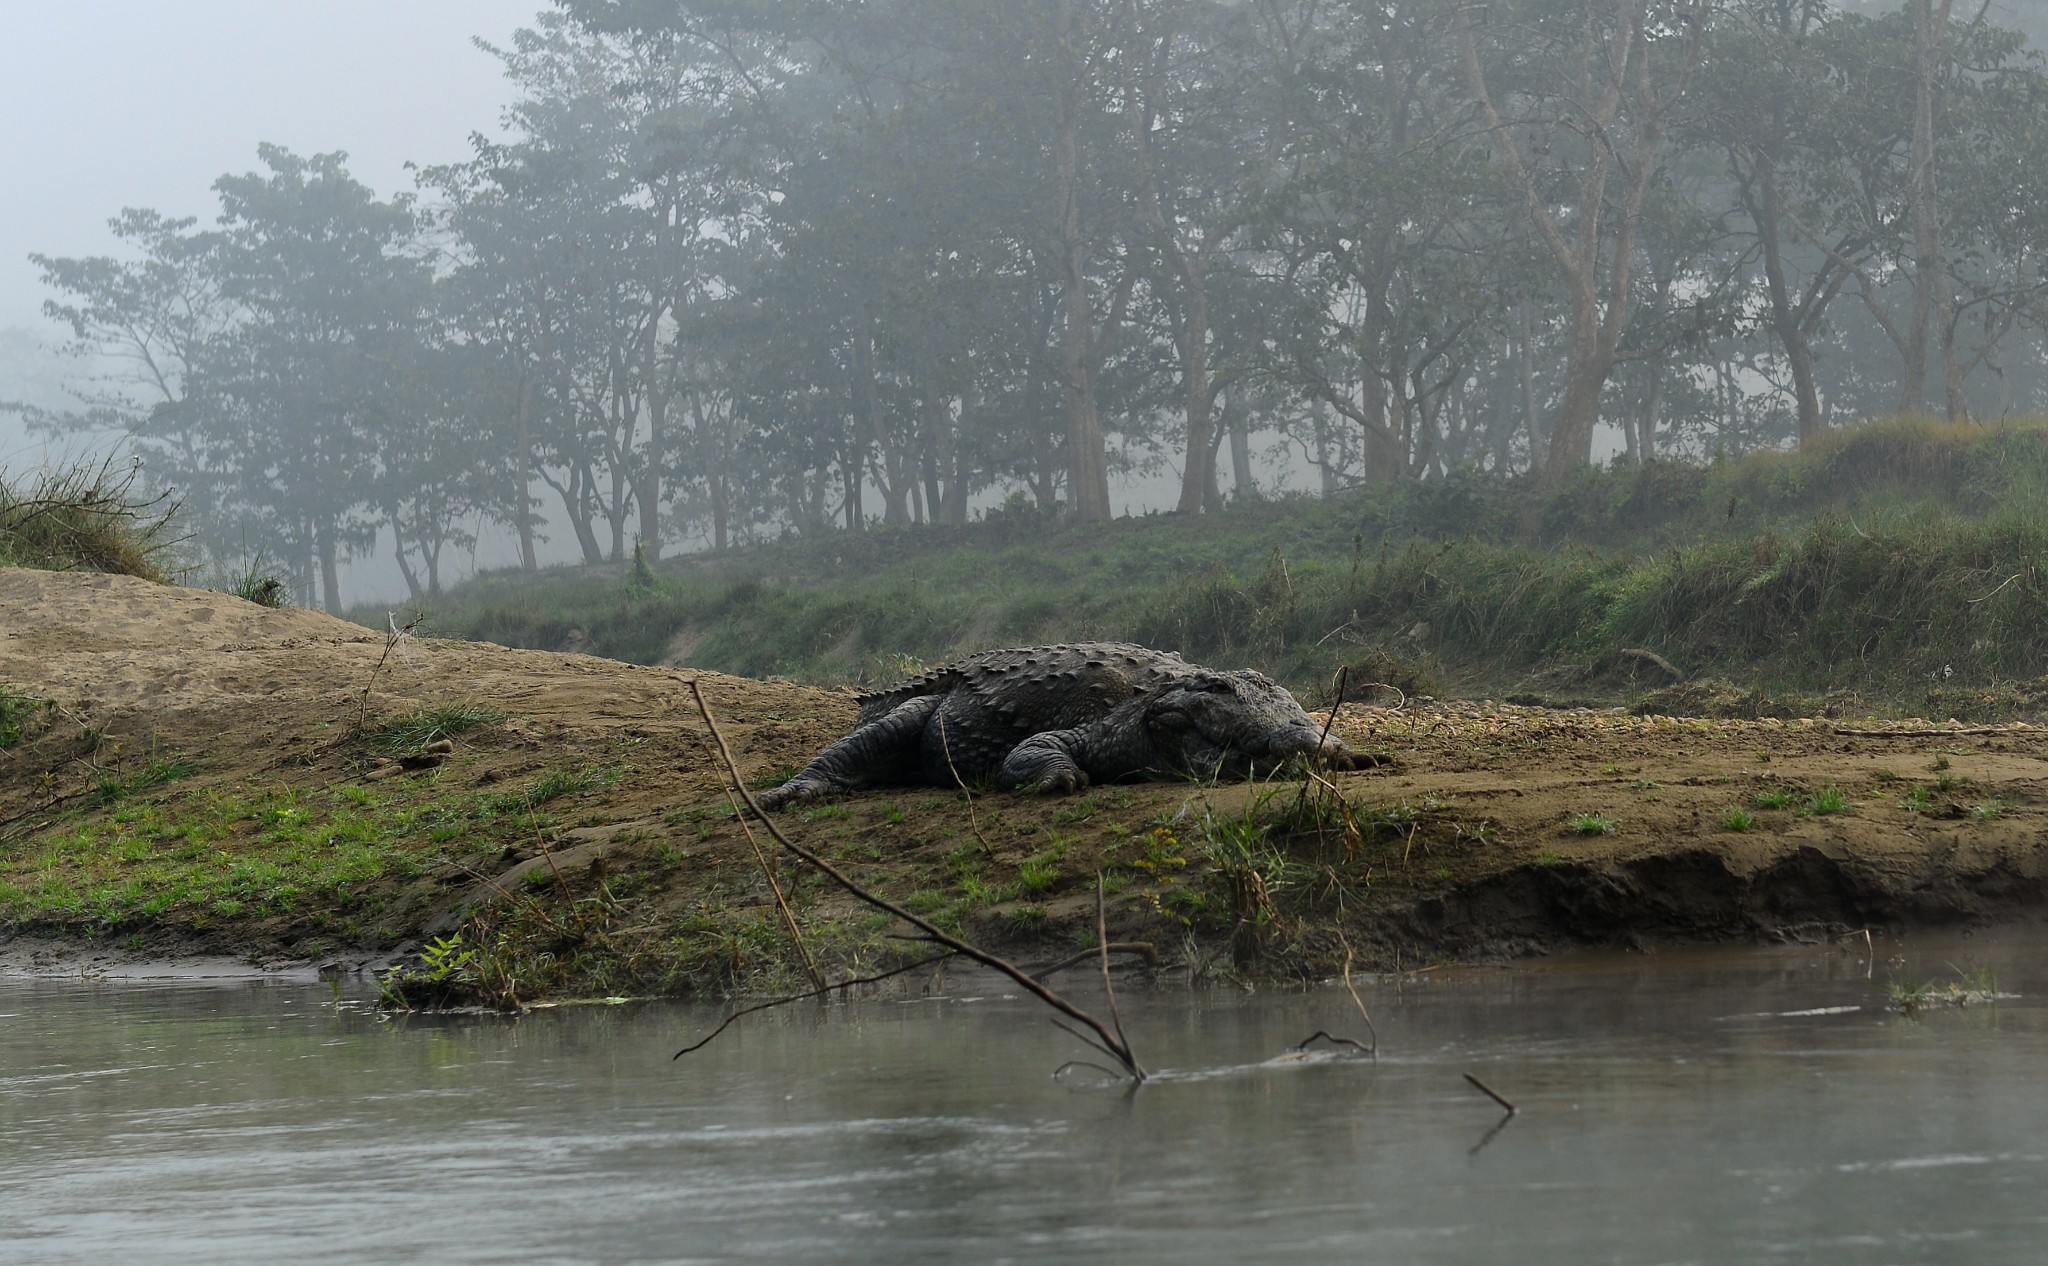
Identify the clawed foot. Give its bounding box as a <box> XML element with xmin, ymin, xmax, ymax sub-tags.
<box><xmin>1325</xmin><ymin>750</ymin><xmax>1393</xmax><ymax>771</ymax></box>
<box><xmin>754</xmin><ymin>778</ymin><xmax>832</xmax><ymax>811</ymax></box>
<box><xmin>1028</xmin><ymin>767</ymin><xmax>1090</xmax><ymax>795</ymax></box>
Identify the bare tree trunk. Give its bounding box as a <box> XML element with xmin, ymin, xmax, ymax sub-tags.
<box><xmin>1224</xmin><ymin>386</ymin><xmax>1255</xmax><ymax>498</ymax></box>
<box><xmin>637</xmin><ymin>364</ymin><xmax>666</xmax><ymax>561</ymax></box>
<box><xmin>1903</xmin><ymin>0</ymin><xmax>1959</xmax><ymax>416</ymax></box>
<box><xmin>316</xmin><ymin>518</ymin><xmax>342</xmax><ymax>616</ymax></box>
<box><xmin>1054</xmin><ymin>0</ymin><xmax>1114</xmax><ymax>523</ymax></box>
<box><xmin>1751</xmin><ymin>161</ymin><xmax>1827</xmax><ymax>444</ymax></box>
<box><xmin>1517</xmin><ymin>298</ymin><xmax>1545</xmax><ymax>471</ymax></box>
<box><xmin>857</xmin><ymin>330</ymin><xmax>913</xmax><ymax>525</ymax></box>
<box><xmin>389</xmin><ymin>513</ymin><xmax>425</xmax><ymax>604</ymax></box>
<box><xmin>514</xmin><ymin>371</ymin><xmax>539</xmax><ymax>571</ymax></box>
<box><xmin>1459</xmin><ymin>1</ymin><xmax>1697</xmax><ymax>480</ymax></box>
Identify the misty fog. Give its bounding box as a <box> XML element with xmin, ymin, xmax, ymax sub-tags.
<box><xmin>6</xmin><ymin>0</ymin><xmax>2048</xmax><ymax>610</ymax></box>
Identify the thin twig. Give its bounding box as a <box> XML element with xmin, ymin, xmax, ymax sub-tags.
<box><xmin>724</xmin><ymin>786</ymin><xmax>826</xmax><ymax>993</ymax></box>
<box><xmin>1463</xmin><ymin>1072</ymin><xmax>1517</xmax><ymax>1115</ymax></box>
<box><xmin>1317</xmin><ymin>665</ymin><xmax>1351</xmax><ymax>758</ymax></box>
<box><xmin>688</xmin><ymin>680</ymin><xmax>1146</xmax><ymax>1080</ymax></box>
<box><xmin>1337</xmin><ymin>931</ymin><xmax>1378</xmax><ymax>1059</ymax></box>
<box><xmin>937</xmin><ymin>715</ymin><xmax>994</xmax><ymax>858</ymax></box>
<box><xmin>349</xmin><ymin>611</ymin><xmax>425</xmax><ymax>734</ymax></box>
<box><xmin>672</xmin><ymin>952</ymin><xmax>957</xmax><ymax>1058</ymax></box>
<box><xmin>1097</xmin><ymin>872</ymin><xmax>1133</xmax><ymax>1062</ymax></box>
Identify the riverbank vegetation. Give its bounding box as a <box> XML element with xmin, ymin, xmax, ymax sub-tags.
<box><xmin>393</xmin><ymin>417</ymin><xmax>2048</xmax><ymax>722</ymax></box>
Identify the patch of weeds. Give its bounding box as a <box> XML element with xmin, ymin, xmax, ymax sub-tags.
<box><xmin>1050</xmin><ymin>800</ymin><xmax>1097</xmax><ymax>825</ymax></box>
<box><xmin>959</xmin><ymin>871</ymin><xmax>1007</xmax><ymax>905</ymax></box>
<box><xmin>1800</xmin><ymin>785</ymin><xmax>1848</xmax><ymax>817</ymax></box>
<box><xmin>1887</xmin><ymin>965</ymin><xmax>2000</xmax><ymax>1016</ymax></box>
<box><xmin>1970</xmin><ymin>800</ymin><xmax>2005</xmax><ymax>822</ymax></box>
<box><xmin>879</xmin><ymin>802</ymin><xmax>908</xmax><ymax>826</ymax></box>
<box><xmin>1720</xmin><ymin>807</ymin><xmax>1756</xmax><ymax>832</ymax></box>
<box><xmin>902</xmin><ymin>889</ymin><xmax>949</xmax><ymax>915</ymax></box>
<box><xmin>1568</xmin><ymin>812</ymin><xmax>1618</xmax><ymax>836</ymax></box>
<box><xmin>524</xmin><ymin>763</ymin><xmax>623</xmax><ymax>807</ymax></box>
<box><xmin>1162</xmin><ymin>884</ymin><xmax>1207</xmax><ymax>915</ymax></box>
<box><xmin>1929</xmin><ymin>754</ymin><xmax>1952</xmax><ymax>773</ymax></box>
<box><xmin>360</xmin><ymin>702</ymin><xmax>506</xmax><ymax>757</ymax></box>
<box><xmin>1129</xmin><ymin>824</ymin><xmax>1188</xmax><ymax>874</ymax></box>
<box><xmin>1754</xmin><ymin>787</ymin><xmax>1800</xmax><ymax>811</ymax></box>
<box><xmin>1017</xmin><ymin>857</ymin><xmax>1060</xmax><ymax>894</ymax></box>
<box><xmin>0</xmin><ymin>686</ymin><xmax>55</xmax><ymax>749</ymax></box>
<box><xmin>1872</xmin><ymin>768</ymin><xmax>1899</xmax><ymax>784</ymax></box>
<box><xmin>800</xmin><ymin>803</ymin><xmax>849</xmax><ymax>824</ymax></box>
<box><xmin>1192</xmin><ymin>788</ymin><xmax>1311</xmax><ymax>961</ymax></box>
<box><xmin>1006</xmin><ymin>903</ymin><xmax>1050</xmax><ymax>933</ymax></box>
<box><xmin>1934</xmin><ymin>771</ymin><xmax>1961</xmax><ymax>794</ymax></box>
<box><xmin>1897</xmin><ymin>786</ymin><xmax>1935</xmax><ymax>813</ymax></box>
<box><xmin>1536</xmin><ymin>851</ymin><xmax>1561</xmax><ymax>866</ymax></box>
<box><xmin>1631</xmin><ymin>779</ymin><xmax>1660</xmax><ymax>791</ymax></box>
<box><xmin>92</xmin><ymin>752</ymin><xmax>198</xmax><ymax>804</ymax></box>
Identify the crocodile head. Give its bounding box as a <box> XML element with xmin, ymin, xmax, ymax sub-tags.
<box><xmin>1142</xmin><ymin>670</ymin><xmax>1351</xmax><ymax>777</ymax></box>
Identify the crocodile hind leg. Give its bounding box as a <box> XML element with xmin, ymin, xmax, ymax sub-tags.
<box><xmin>756</xmin><ymin>695</ymin><xmax>942</xmax><ymax>809</ymax></box>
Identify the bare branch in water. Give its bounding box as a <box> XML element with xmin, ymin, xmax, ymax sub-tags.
<box><xmin>724</xmin><ymin>785</ymin><xmax>826</xmax><ymax>993</ymax></box>
<box><xmin>1293</xmin><ymin>1030</ymin><xmax>1372</xmax><ymax>1055</ymax></box>
<box><xmin>1463</xmin><ymin>1072</ymin><xmax>1517</xmax><ymax>1114</ymax></box>
<box><xmin>688</xmin><ymin>679</ymin><xmax>1147</xmax><ymax>1080</ymax></box>
<box><xmin>673</xmin><ymin>952</ymin><xmax>957</xmax><ymax>1058</ymax></box>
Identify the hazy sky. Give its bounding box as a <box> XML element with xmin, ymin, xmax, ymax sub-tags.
<box><xmin>0</xmin><ymin>1</ymin><xmax>531</xmax><ymax>332</ymax></box>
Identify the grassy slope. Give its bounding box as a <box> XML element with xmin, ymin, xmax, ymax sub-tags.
<box><xmin>382</xmin><ymin>417</ymin><xmax>2048</xmax><ymax>721</ymax></box>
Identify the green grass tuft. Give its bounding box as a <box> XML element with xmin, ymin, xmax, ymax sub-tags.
<box><xmin>92</xmin><ymin>753</ymin><xmax>198</xmax><ymax>804</ymax></box>
<box><xmin>0</xmin><ymin>686</ymin><xmax>54</xmax><ymax>749</ymax></box>
<box><xmin>359</xmin><ymin>702</ymin><xmax>508</xmax><ymax>756</ymax></box>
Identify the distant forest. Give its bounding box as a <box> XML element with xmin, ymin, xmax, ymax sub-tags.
<box><xmin>23</xmin><ymin>0</ymin><xmax>2048</xmax><ymax>611</ymax></box>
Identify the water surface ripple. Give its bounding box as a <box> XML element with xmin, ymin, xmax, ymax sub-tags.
<box><xmin>5</xmin><ymin>934</ymin><xmax>2048</xmax><ymax>1264</ymax></box>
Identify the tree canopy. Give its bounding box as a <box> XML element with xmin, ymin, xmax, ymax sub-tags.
<box><xmin>28</xmin><ymin>0</ymin><xmax>2048</xmax><ymax>608</ymax></box>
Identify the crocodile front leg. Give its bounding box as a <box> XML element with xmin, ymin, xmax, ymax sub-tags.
<box><xmin>997</xmin><ymin>728</ymin><xmax>1092</xmax><ymax>794</ymax></box>
<box><xmin>756</xmin><ymin>695</ymin><xmax>943</xmax><ymax>809</ymax></box>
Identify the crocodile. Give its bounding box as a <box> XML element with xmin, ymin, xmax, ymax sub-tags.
<box><xmin>755</xmin><ymin>642</ymin><xmax>1378</xmax><ymax>808</ymax></box>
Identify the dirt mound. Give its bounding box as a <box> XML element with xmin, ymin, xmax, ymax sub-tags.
<box><xmin>4</xmin><ymin>567</ymin><xmax>2047</xmax><ymax>996</ymax></box>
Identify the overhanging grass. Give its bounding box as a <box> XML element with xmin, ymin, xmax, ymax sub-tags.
<box><xmin>0</xmin><ymin>458</ymin><xmax>178</xmax><ymax>581</ymax></box>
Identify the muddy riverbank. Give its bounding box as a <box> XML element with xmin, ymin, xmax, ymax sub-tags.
<box><xmin>4</xmin><ymin>568</ymin><xmax>2045</xmax><ymax>997</ymax></box>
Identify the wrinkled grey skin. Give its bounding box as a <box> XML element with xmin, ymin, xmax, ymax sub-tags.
<box><xmin>757</xmin><ymin>642</ymin><xmax>1377</xmax><ymax>809</ymax></box>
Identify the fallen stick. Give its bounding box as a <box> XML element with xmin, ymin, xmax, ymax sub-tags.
<box><xmin>1463</xmin><ymin>1071</ymin><xmax>1517</xmax><ymax>1114</ymax></box>
<box><xmin>723</xmin><ymin>786</ymin><xmax>827</xmax><ymax>993</ymax></box>
<box><xmin>687</xmin><ymin>679</ymin><xmax>1146</xmax><ymax>1080</ymax></box>
<box><xmin>937</xmin><ymin>715</ymin><xmax>994</xmax><ymax>858</ymax></box>
<box><xmin>673</xmin><ymin>952</ymin><xmax>957</xmax><ymax>1057</ymax></box>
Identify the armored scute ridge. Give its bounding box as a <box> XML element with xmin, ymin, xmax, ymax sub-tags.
<box><xmin>756</xmin><ymin>642</ymin><xmax>1377</xmax><ymax>809</ymax></box>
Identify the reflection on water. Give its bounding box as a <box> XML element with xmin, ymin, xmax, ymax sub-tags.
<box><xmin>5</xmin><ymin>933</ymin><xmax>2048</xmax><ymax>1264</ymax></box>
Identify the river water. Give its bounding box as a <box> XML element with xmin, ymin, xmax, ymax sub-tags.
<box><xmin>5</xmin><ymin>932</ymin><xmax>2047</xmax><ymax>1265</ymax></box>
